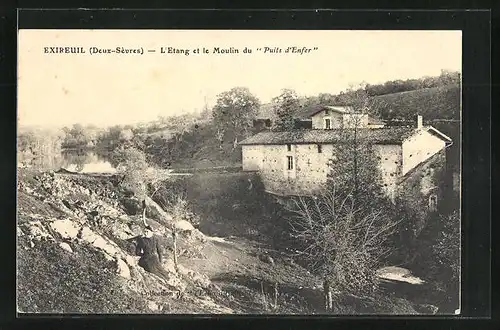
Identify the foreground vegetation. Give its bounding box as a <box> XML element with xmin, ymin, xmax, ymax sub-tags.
<box><xmin>17</xmin><ymin>167</ymin><xmax>436</xmax><ymax>314</ymax></box>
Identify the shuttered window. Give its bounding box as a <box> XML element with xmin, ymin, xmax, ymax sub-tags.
<box><xmin>325</xmin><ymin>119</ymin><xmax>331</xmax><ymax>129</ymax></box>
<box><xmin>287</xmin><ymin>156</ymin><xmax>294</xmax><ymax>170</ymax></box>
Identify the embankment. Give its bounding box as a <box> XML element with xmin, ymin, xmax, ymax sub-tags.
<box><xmin>151</xmin><ymin>171</ymin><xmax>290</xmax><ymax>244</ymax></box>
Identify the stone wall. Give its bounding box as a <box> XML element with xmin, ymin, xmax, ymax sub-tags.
<box><xmin>243</xmin><ymin>143</ymin><xmax>333</xmax><ymax>195</ymax></box>
<box><xmin>397</xmin><ymin>149</ymin><xmax>447</xmax><ymax>236</ymax></box>
<box><xmin>373</xmin><ymin>144</ymin><xmax>403</xmax><ymax>201</ymax></box>
<box><xmin>402</xmin><ymin>129</ymin><xmax>446</xmax><ymax>175</ymax></box>
<box><xmin>243</xmin><ymin>142</ymin><xmax>405</xmax><ymax>198</ymax></box>
<box><xmin>311</xmin><ymin>111</ymin><xmax>343</xmax><ymax>129</ymax></box>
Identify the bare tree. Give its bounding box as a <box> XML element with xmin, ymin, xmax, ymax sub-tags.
<box><xmin>112</xmin><ymin>147</ymin><xmax>180</xmax><ymax>267</ymax></box>
<box><xmin>284</xmin><ymin>186</ymin><xmax>399</xmax><ymax>312</ymax></box>
<box><xmin>338</xmin><ymin>83</ymin><xmax>389</xmax><ymax>122</ymax></box>
<box><xmin>327</xmin><ymin>83</ymin><xmax>391</xmax><ymax>209</ymax></box>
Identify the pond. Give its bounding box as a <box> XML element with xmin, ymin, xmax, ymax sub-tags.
<box><xmin>17</xmin><ymin>149</ymin><xmax>117</xmax><ymax>174</ymax></box>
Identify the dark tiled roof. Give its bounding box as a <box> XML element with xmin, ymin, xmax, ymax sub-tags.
<box><xmin>240</xmin><ymin>128</ymin><xmax>417</xmax><ymax>145</ymax></box>
<box><xmin>256</xmin><ymin>103</ymin><xmax>352</xmax><ymax>120</ymax></box>
<box><xmin>303</xmin><ymin>105</ymin><xmax>351</xmax><ymax>117</ymax></box>
<box><xmin>257</xmin><ymin>103</ymin><xmax>386</xmax><ymax>127</ymax></box>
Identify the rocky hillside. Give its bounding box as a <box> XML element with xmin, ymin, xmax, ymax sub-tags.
<box><xmin>17</xmin><ymin>169</ymin><xmax>425</xmax><ymax>314</ymax></box>
<box><xmin>17</xmin><ymin>170</ymin><xmax>231</xmax><ymax>314</ymax></box>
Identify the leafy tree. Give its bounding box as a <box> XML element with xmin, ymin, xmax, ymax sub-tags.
<box><xmin>18</xmin><ymin>127</ymin><xmax>65</xmax><ymax>155</ymax></box>
<box><xmin>119</xmin><ymin>129</ymin><xmax>134</xmax><ymax>143</ymax></box>
<box><xmin>433</xmin><ymin>211</ymin><xmax>460</xmax><ymax>282</ymax></box>
<box><xmin>212</xmin><ymin>87</ymin><xmax>260</xmax><ymax>149</ymax></box>
<box><xmin>110</xmin><ymin>147</ymin><xmax>149</xmax><ymax>200</ymax></box>
<box><xmin>271</xmin><ymin>89</ymin><xmax>300</xmax><ymax>131</ymax></box>
<box><xmin>18</xmin><ymin>130</ymin><xmax>38</xmax><ymax>153</ymax></box>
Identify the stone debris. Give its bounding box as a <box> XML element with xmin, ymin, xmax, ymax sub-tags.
<box><xmin>416</xmin><ymin>303</ymin><xmax>439</xmax><ymax>314</ymax></box>
<box><xmin>26</xmin><ymin>220</ymin><xmax>52</xmax><ymax>241</ymax></box>
<box><xmin>147</xmin><ymin>300</ymin><xmax>161</xmax><ymax>312</ymax></box>
<box><xmin>163</xmin><ymin>258</ymin><xmax>177</xmax><ymax>274</ymax></box>
<box><xmin>18</xmin><ymin>170</ymin><xmax>222</xmax><ymax>313</ymax></box>
<box><xmin>178</xmin><ymin>265</ymin><xmax>211</xmax><ymax>289</ymax></box>
<box><xmin>50</xmin><ymin>219</ymin><xmax>80</xmax><ymax>240</ymax></box>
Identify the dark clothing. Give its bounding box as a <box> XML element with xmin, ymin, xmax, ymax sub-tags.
<box><xmin>136</xmin><ymin>236</ymin><xmax>170</xmax><ymax>280</ymax></box>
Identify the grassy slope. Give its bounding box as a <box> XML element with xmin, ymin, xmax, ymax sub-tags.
<box><xmin>16</xmin><ymin>187</ymin><xmax>147</xmax><ymax>314</ymax></box>
<box><xmin>168</xmin><ymin>85</ymin><xmax>461</xmax><ymax>168</ymax></box>
<box><xmin>371</xmin><ymin>85</ymin><xmax>460</xmax><ymax>120</ymax></box>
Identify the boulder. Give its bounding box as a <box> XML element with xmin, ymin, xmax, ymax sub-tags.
<box><xmin>116</xmin><ymin>257</ymin><xmax>131</xmax><ymax>279</ymax></box>
<box><xmin>125</xmin><ymin>255</ymin><xmax>138</xmax><ymax>267</ymax></box>
<box><xmin>59</xmin><ymin>242</ymin><xmax>73</xmax><ymax>253</ymax></box>
<box><xmin>50</xmin><ymin>219</ymin><xmax>80</xmax><ymax>240</ymax></box>
<box><xmin>78</xmin><ymin>226</ymin><xmax>100</xmax><ymax>243</ymax></box>
<box><xmin>92</xmin><ymin>236</ymin><xmax>120</xmax><ymax>257</ymax></box>
<box><xmin>147</xmin><ymin>300</ymin><xmax>160</xmax><ymax>312</ymax></box>
<box><xmin>78</xmin><ymin>226</ymin><xmax>121</xmax><ymax>257</ymax></box>
<box><xmin>175</xmin><ymin>220</ymin><xmax>195</xmax><ymax>232</ymax></box>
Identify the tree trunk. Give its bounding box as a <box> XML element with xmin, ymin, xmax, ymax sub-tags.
<box><xmin>233</xmin><ymin>136</ymin><xmax>238</xmax><ymax>150</ymax></box>
<box><xmin>273</xmin><ymin>282</ymin><xmax>279</xmax><ymax>310</ymax></box>
<box><xmin>141</xmin><ymin>200</ymin><xmax>147</xmax><ymax>227</ymax></box>
<box><xmin>323</xmin><ymin>278</ymin><xmax>332</xmax><ymax>312</ymax></box>
<box><xmin>353</xmin><ymin>125</ymin><xmax>358</xmax><ymax>203</ymax></box>
<box><xmin>260</xmin><ymin>280</ymin><xmax>267</xmax><ymax>308</ymax></box>
<box><xmin>172</xmin><ymin>231</ymin><xmax>178</xmax><ymax>272</ymax></box>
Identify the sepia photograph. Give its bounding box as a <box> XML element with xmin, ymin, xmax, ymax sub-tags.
<box><xmin>16</xmin><ymin>29</ymin><xmax>461</xmax><ymax>315</ymax></box>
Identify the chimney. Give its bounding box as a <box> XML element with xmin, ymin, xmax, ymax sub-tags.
<box><xmin>417</xmin><ymin>115</ymin><xmax>423</xmax><ymax>129</ymax></box>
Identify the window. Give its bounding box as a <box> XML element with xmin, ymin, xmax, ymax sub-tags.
<box><xmin>325</xmin><ymin>119</ymin><xmax>331</xmax><ymax>129</ymax></box>
<box><xmin>325</xmin><ymin>109</ymin><xmax>330</xmax><ymax>115</ymax></box>
<box><xmin>287</xmin><ymin>144</ymin><xmax>292</xmax><ymax>151</ymax></box>
<box><xmin>317</xmin><ymin>144</ymin><xmax>322</xmax><ymax>153</ymax></box>
<box><xmin>287</xmin><ymin>156</ymin><xmax>294</xmax><ymax>170</ymax></box>
<box><xmin>265</xmin><ymin>119</ymin><xmax>271</xmax><ymax>127</ymax></box>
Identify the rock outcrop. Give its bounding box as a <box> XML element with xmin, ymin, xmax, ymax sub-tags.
<box><xmin>17</xmin><ymin>170</ymin><xmax>215</xmax><ymax>314</ymax></box>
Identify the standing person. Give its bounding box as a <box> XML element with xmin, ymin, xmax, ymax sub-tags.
<box><xmin>136</xmin><ymin>225</ymin><xmax>170</xmax><ymax>280</ymax></box>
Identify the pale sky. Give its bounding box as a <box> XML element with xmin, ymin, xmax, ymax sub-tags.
<box><xmin>18</xmin><ymin>30</ymin><xmax>462</xmax><ymax>128</ymax></box>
